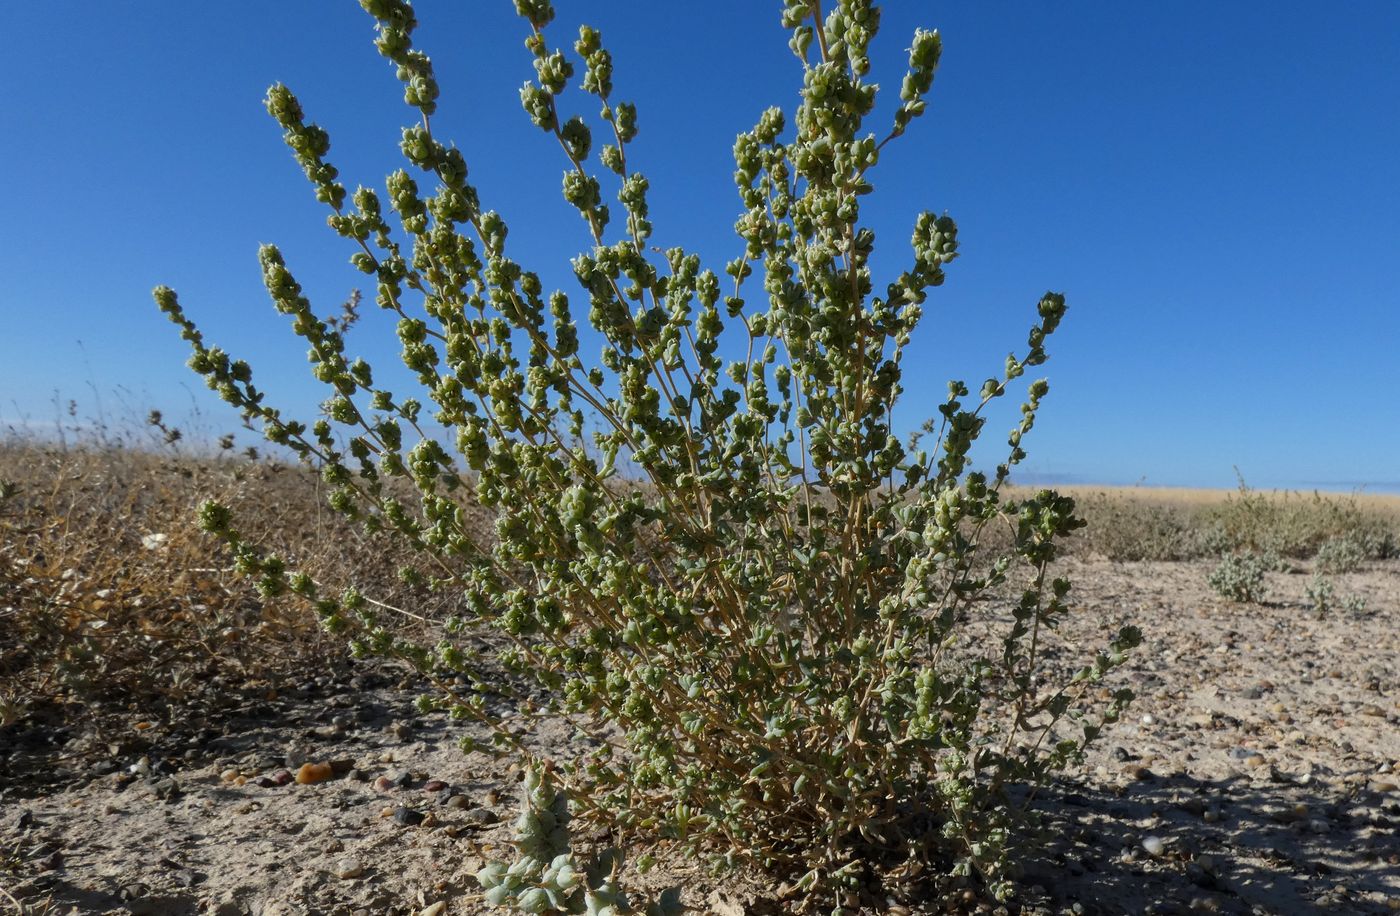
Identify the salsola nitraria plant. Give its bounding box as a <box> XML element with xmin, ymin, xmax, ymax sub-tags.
<box><xmin>156</xmin><ymin>0</ymin><xmax>1139</xmax><ymax>906</ymax></box>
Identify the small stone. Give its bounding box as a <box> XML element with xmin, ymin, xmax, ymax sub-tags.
<box><xmin>1243</xmin><ymin>754</ymin><xmax>1267</xmax><ymax>769</ymax></box>
<box><xmin>445</xmin><ymin>795</ymin><xmax>470</xmax><ymax>810</ymax></box>
<box><xmin>420</xmin><ymin>905</ymin><xmax>446</xmax><ymax>916</ymax></box>
<box><xmin>1203</xmin><ymin>808</ymin><xmax>1222</xmax><ymax>823</ymax></box>
<box><xmin>390</xmin><ymin>722</ymin><xmax>412</xmax><ymax>740</ymax></box>
<box><xmin>394</xmin><ymin>806</ymin><xmax>426</xmax><ymax>827</ymax></box>
<box><xmin>220</xmin><ymin>769</ymin><xmax>241</xmax><ymax>783</ymax></box>
<box><xmin>336</xmin><ymin>857</ymin><xmax>365</xmax><ymax>879</ymax></box>
<box><xmin>270</xmin><ymin>768</ymin><xmax>295</xmax><ymax>786</ymax></box>
<box><xmin>373</xmin><ymin>776</ymin><xmax>395</xmax><ymax>793</ymax></box>
<box><xmin>1142</xmin><ymin>836</ymin><xmax>1166</xmax><ymax>857</ymax></box>
<box><xmin>1307</xmin><ymin>818</ymin><xmax>1331</xmax><ymax>835</ymax></box>
<box><xmin>1370</xmin><ymin>781</ymin><xmax>1398</xmax><ymax>793</ymax></box>
<box><xmin>1125</xmin><ymin>764</ymin><xmax>1154</xmax><ymax>781</ymax></box>
<box><xmin>424</xmin><ymin>780</ymin><xmax>448</xmax><ymax>793</ymax></box>
<box><xmin>296</xmin><ymin>762</ymin><xmax>334</xmax><ymax>785</ymax></box>
<box><xmin>461</xmin><ymin>807</ymin><xmax>500</xmax><ymax>828</ymax></box>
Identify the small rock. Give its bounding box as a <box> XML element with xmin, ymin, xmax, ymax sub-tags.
<box><xmin>151</xmin><ymin>777</ymin><xmax>181</xmax><ymax>800</ymax></box>
<box><xmin>461</xmin><ymin>806</ymin><xmax>500</xmax><ymax>828</ymax></box>
<box><xmin>394</xmin><ymin>806</ymin><xmax>426</xmax><ymax>827</ymax></box>
<box><xmin>1179</xmin><ymin>798</ymin><xmax>1207</xmax><ymax>816</ymax></box>
<box><xmin>444</xmin><ymin>795</ymin><xmax>470</xmax><ymax>810</ymax></box>
<box><xmin>1125</xmin><ymin>765</ymin><xmax>1154</xmax><ymax>781</ymax></box>
<box><xmin>373</xmin><ymin>776</ymin><xmax>396</xmax><ymax>793</ymax></box>
<box><xmin>424</xmin><ymin>780</ymin><xmax>448</xmax><ymax>793</ymax></box>
<box><xmin>1370</xmin><ymin>781</ymin><xmax>1398</xmax><ymax>793</ymax></box>
<box><xmin>390</xmin><ymin>722</ymin><xmax>412</xmax><ymax>740</ymax></box>
<box><xmin>270</xmin><ymin>769</ymin><xmax>294</xmax><ymax>786</ymax></box>
<box><xmin>1142</xmin><ymin>836</ymin><xmax>1166</xmax><ymax>857</ymax></box>
<box><xmin>420</xmin><ymin>905</ymin><xmax>446</xmax><ymax>916</ymax></box>
<box><xmin>118</xmin><ymin>883</ymin><xmax>150</xmax><ymax>902</ymax></box>
<box><xmin>336</xmin><ymin>857</ymin><xmax>365</xmax><ymax>879</ymax></box>
<box><xmin>296</xmin><ymin>762</ymin><xmax>334</xmax><ymax>785</ymax></box>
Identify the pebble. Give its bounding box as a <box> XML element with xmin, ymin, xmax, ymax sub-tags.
<box><xmin>420</xmin><ymin>905</ymin><xmax>446</xmax><ymax>916</ymax></box>
<box><xmin>1124</xmin><ymin>764</ymin><xmax>1154</xmax><ymax>781</ymax></box>
<box><xmin>296</xmin><ymin>762</ymin><xmax>334</xmax><ymax>785</ymax></box>
<box><xmin>394</xmin><ymin>806</ymin><xmax>426</xmax><ymax>827</ymax></box>
<box><xmin>444</xmin><ymin>795</ymin><xmax>470</xmax><ymax>810</ymax></box>
<box><xmin>424</xmin><ymin>780</ymin><xmax>448</xmax><ymax>793</ymax></box>
<box><xmin>269</xmin><ymin>769</ymin><xmax>294</xmax><ymax>786</ymax></box>
<box><xmin>1141</xmin><ymin>836</ymin><xmax>1166</xmax><ymax>857</ymax></box>
<box><xmin>373</xmin><ymin>776</ymin><xmax>396</xmax><ymax>794</ymax></box>
<box><xmin>390</xmin><ymin>722</ymin><xmax>413</xmax><ymax>740</ymax></box>
<box><xmin>1371</xmin><ymin>781</ymin><xmax>1398</xmax><ymax>793</ymax></box>
<box><xmin>335</xmin><ymin>857</ymin><xmax>365</xmax><ymax>879</ymax></box>
<box><xmin>460</xmin><ymin>807</ymin><xmax>500</xmax><ymax>828</ymax></box>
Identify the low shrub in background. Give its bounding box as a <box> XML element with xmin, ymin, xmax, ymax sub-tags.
<box><xmin>1201</xmin><ymin>473</ymin><xmax>1397</xmax><ymax>560</ymax></box>
<box><xmin>1207</xmin><ymin>552</ymin><xmax>1270</xmax><ymax>604</ymax></box>
<box><xmin>156</xmin><ymin>0</ymin><xmax>1139</xmax><ymax>907</ymax></box>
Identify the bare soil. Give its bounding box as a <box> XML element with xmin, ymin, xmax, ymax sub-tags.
<box><xmin>3</xmin><ymin>557</ymin><xmax>1397</xmax><ymax>915</ymax></box>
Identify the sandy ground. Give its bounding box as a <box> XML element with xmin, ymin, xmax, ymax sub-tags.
<box><xmin>2</xmin><ymin>557</ymin><xmax>1397</xmax><ymax>915</ymax></box>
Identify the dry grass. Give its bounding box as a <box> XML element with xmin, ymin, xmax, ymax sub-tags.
<box><xmin>5</xmin><ymin>425</ymin><xmax>1395</xmax><ymax>730</ymax></box>
<box><xmin>1052</xmin><ymin>482</ymin><xmax>1400</xmax><ymax>562</ymax></box>
<box><xmin>0</xmin><ymin>436</ymin><xmax>442</xmax><ymax>732</ymax></box>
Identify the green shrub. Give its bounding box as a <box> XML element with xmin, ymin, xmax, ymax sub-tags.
<box><xmin>1208</xmin><ymin>552</ymin><xmax>1270</xmax><ymax>604</ymax></box>
<box><xmin>1305</xmin><ymin>573</ymin><xmax>1334</xmax><ymax>617</ymax></box>
<box><xmin>156</xmin><ymin>0</ymin><xmax>1139</xmax><ymax>905</ymax></box>
<box><xmin>1342</xmin><ymin>593</ymin><xmax>1369</xmax><ymax>615</ymax></box>
<box><xmin>1203</xmin><ymin>471</ymin><xmax>1398</xmax><ymax>559</ymax></box>
<box><xmin>1315</xmin><ymin>536</ymin><xmax>1367</xmax><ymax>574</ymax></box>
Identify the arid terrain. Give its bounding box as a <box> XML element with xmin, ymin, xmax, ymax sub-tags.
<box><xmin>3</xmin><ymin>445</ymin><xmax>1397</xmax><ymax>914</ymax></box>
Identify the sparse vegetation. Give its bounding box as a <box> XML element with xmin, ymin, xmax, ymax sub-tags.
<box><xmin>1208</xmin><ymin>552</ymin><xmax>1270</xmax><ymax>604</ymax></box>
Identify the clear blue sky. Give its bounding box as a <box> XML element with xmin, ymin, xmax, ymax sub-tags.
<box><xmin>3</xmin><ymin>2</ymin><xmax>1398</xmax><ymax>492</ymax></box>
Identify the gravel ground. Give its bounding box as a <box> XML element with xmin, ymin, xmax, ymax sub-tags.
<box><xmin>2</xmin><ymin>557</ymin><xmax>1396</xmax><ymax>915</ymax></box>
